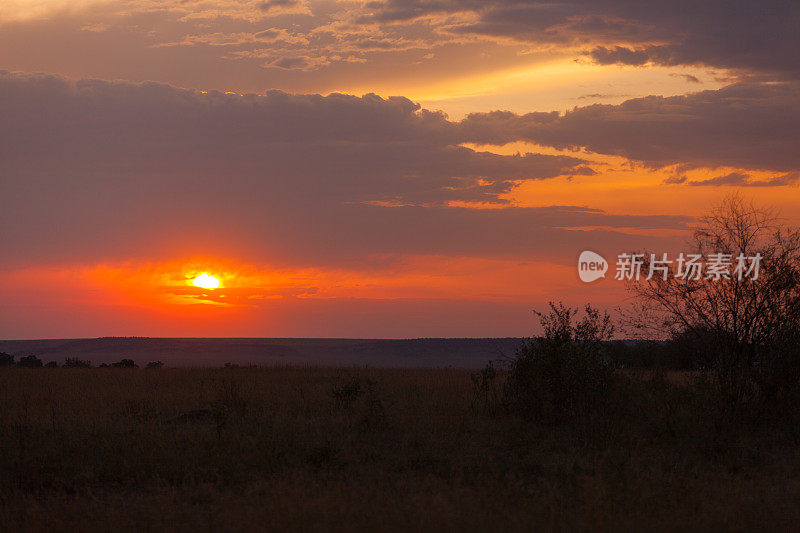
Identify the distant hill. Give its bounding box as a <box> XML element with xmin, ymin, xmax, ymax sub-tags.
<box><xmin>0</xmin><ymin>337</ymin><xmax>526</xmax><ymax>368</ymax></box>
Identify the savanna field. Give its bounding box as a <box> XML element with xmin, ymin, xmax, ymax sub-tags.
<box><xmin>3</xmin><ymin>365</ymin><xmax>800</xmax><ymax>531</ymax></box>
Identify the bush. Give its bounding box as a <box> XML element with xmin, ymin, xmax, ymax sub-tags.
<box><xmin>470</xmin><ymin>361</ymin><xmax>499</xmax><ymax>415</ymax></box>
<box><xmin>331</xmin><ymin>374</ymin><xmax>364</xmax><ymax>410</ymax></box>
<box><xmin>630</xmin><ymin>195</ymin><xmax>800</xmax><ymax>409</ymax></box>
<box><xmin>45</xmin><ymin>361</ymin><xmax>58</xmax><ymax>368</ymax></box>
<box><xmin>501</xmin><ymin>302</ymin><xmax>616</xmax><ymax>425</ymax></box>
<box><xmin>17</xmin><ymin>355</ymin><xmax>43</xmax><ymax>368</ymax></box>
<box><xmin>146</xmin><ymin>361</ymin><xmax>164</xmax><ymax>369</ymax></box>
<box><xmin>210</xmin><ymin>379</ymin><xmax>249</xmax><ymax>431</ymax></box>
<box><xmin>64</xmin><ymin>357</ymin><xmax>92</xmax><ymax>368</ymax></box>
<box><xmin>112</xmin><ymin>359</ymin><xmax>138</xmax><ymax>368</ymax></box>
<box><xmin>330</xmin><ymin>373</ymin><xmax>384</xmax><ymax>429</ymax></box>
<box><xmin>752</xmin><ymin>330</ymin><xmax>800</xmax><ymax>408</ymax></box>
<box><xmin>0</xmin><ymin>352</ymin><xmax>14</xmax><ymax>367</ymax></box>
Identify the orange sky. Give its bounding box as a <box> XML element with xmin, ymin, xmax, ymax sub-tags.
<box><xmin>1</xmin><ymin>1</ymin><xmax>799</xmax><ymax>338</ymax></box>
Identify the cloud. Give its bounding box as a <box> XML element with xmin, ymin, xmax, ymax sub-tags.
<box><xmin>153</xmin><ymin>29</ymin><xmax>310</xmax><ymax>48</ymax></box>
<box><xmin>0</xmin><ymin>71</ymin><xmax>689</xmax><ymax>268</ymax></box>
<box><xmin>687</xmin><ymin>171</ymin><xmax>800</xmax><ymax>187</ymax></box>
<box><xmin>261</xmin><ymin>54</ymin><xmax>331</xmax><ymax>70</ymax></box>
<box><xmin>588</xmin><ymin>46</ymin><xmax>650</xmax><ymax>66</ymax></box>
<box><xmin>364</xmin><ymin>1</ymin><xmax>800</xmax><ymax>79</ymax></box>
<box><xmin>2</xmin><ymin>0</ymin><xmax>795</xmax><ymax>100</ymax></box>
<box><xmin>256</xmin><ymin>0</ymin><xmax>309</xmax><ymax>15</ymax></box>
<box><xmin>673</xmin><ymin>73</ymin><xmax>701</xmax><ymax>84</ymax></box>
<box><xmin>576</xmin><ymin>93</ymin><xmax>632</xmax><ymax>100</ymax></box>
<box><xmin>459</xmin><ymin>82</ymin><xmax>800</xmax><ymax>172</ymax></box>
<box><xmin>663</xmin><ymin>175</ymin><xmax>687</xmax><ymax>185</ymax></box>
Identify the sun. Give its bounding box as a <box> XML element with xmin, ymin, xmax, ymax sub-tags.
<box><xmin>192</xmin><ymin>273</ymin><xmax>220</xmax><ymax>289</ymax></box>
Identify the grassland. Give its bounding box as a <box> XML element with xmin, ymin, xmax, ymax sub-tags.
<box><xmin>2</xmin><ymin>366</ymin><xmax>800</xmax><ymax>531</ymax></box>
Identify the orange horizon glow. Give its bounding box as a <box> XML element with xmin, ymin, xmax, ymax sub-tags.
<box><xmin>0</xmin><ymin>255</ymin><xmax>632</xmax><ymax>338</ymax></box>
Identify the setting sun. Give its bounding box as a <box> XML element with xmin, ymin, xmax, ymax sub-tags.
<box><xmin>192</xmin><ymin>273</ymin><xmax>220</xmax><ymax>289</ymax></box>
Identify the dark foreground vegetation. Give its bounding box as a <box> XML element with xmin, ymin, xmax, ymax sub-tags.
<box><xmin>2</xmin><ymin>360</ymin><xmax>800</xmax><ymax>531</ymax></box>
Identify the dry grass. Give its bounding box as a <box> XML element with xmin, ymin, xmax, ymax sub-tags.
<box><xmin>2</xmin><ymin>366</ymin><xmax>800</xmax><ymax>531</ymax></box>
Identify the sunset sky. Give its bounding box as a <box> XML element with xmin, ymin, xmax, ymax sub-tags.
<box><xmin>2</xmin><ymin>0</ymin><xmax>799</xmax><ymax>338</ymax></box>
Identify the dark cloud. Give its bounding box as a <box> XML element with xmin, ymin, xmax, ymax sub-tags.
<box><xmin>688</xmin><ymin>171</ymin><xmax>800</xmax><ymax>187</ymax></box>
<box><xmin>575</xmin><ymin>93</ymin><xmax>632</xmax><ymax>100</ymax></box>
<box><xmin>588</xmin><ymin>46</ymin><xmax>650</xmax><ymax>66</ymax></box>
<box><xmin>2</xmin><ymin>0</ymin><xmax>794</xmax><ymax>107</ymax></box>
<box><xmin>663</xmin><ymin>175</ymin><xmax>687</xmax><ymax>185</ymax></box>
<box><xmin>0</xmin><ymin>71</ymin><xmax>586</xmax><ymax>202</ymax></box>
<box><xmin>363</xmin><ymin>1</ymin><xmax>800</xmax><ymax>79</ymax></box>
<box><xmin>689</xmin><ymin>172</ymin><xmax>751</xmax><ymax>187</ymax></box>
<box><xmin>673</xmin><ymin>74</ymin><xmax>701</xmax><ymax>84</ymax></box>
<box><xmin>459</xmin><ymin>82</ymin><xmax>800</xmax><ymax>172</ymax></box>
<box><xmin>0</xmin><ymin>71</ymin><xmax>687</xmax><ymax>268</ymax></box>
<box><xmin>262</xmin><ymin>55</ymin><xmax>328</xmax><ymax>70</ymax></box>
<box><xmin>258</xmin><ymin>0</ymin><xmax>302</xmax><ymax>10</ymax></box>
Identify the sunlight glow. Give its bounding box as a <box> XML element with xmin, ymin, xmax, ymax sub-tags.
<box><xmin>192</xmin><ymin>273</ymin><xmax>220</xmax><ymax>289</ymax></box>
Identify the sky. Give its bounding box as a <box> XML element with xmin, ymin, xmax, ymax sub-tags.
<box><xmin>1</xmin><ymin>0</ymin><xmax>799</xmax><ymax>338</ymax></box>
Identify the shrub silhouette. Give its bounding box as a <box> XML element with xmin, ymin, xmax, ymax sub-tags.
<box><xmin>210</xmin><ymin>379</ymin><xmax>249</xmax><ymax>432</ymax></box>
<box><xmin>45</xmin><ymin>361</ymin><xmax>58</xmax><ymax>368</ymax></box>
<box><xmin>330</xmin><ymin>373</ymin><xmax>385</xmax><ymax>430</ymax></box>
<box><xmin>112</xmin><ymin>359</ymin><xmax>138</xmax><ymax>368</ymax></box>
<box><xmin>470</xmin><ymin>361</ymin><xmax>499</xmax><ymax>415</ymax></box>
<box><xmin>17</xmin><ymin>355</ymin><xmax>43</xmax><ymax>368</ymax></box>
<box><xmin>146</xmin><ymin>361</ymin><xmax>164</xmax><ymax>369</ymax></box>
<box><xmin>0</xmin><ymin>352</ymin><xmax>14</xmax><ymax>367</ymax></box>
<box><xmin>752</xmin><ymin>329</ymin><xmax>800</xmax><ymax>408</ymax></box>
<box><xmin>502</xmin><ymin>302</ymin><xmax>616</xmax><ymax>424</ymax></box>
<box><xmin>64</xmin><ymin>357</ymin><xmax>92</xmax><ymax>368</ymax></box>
